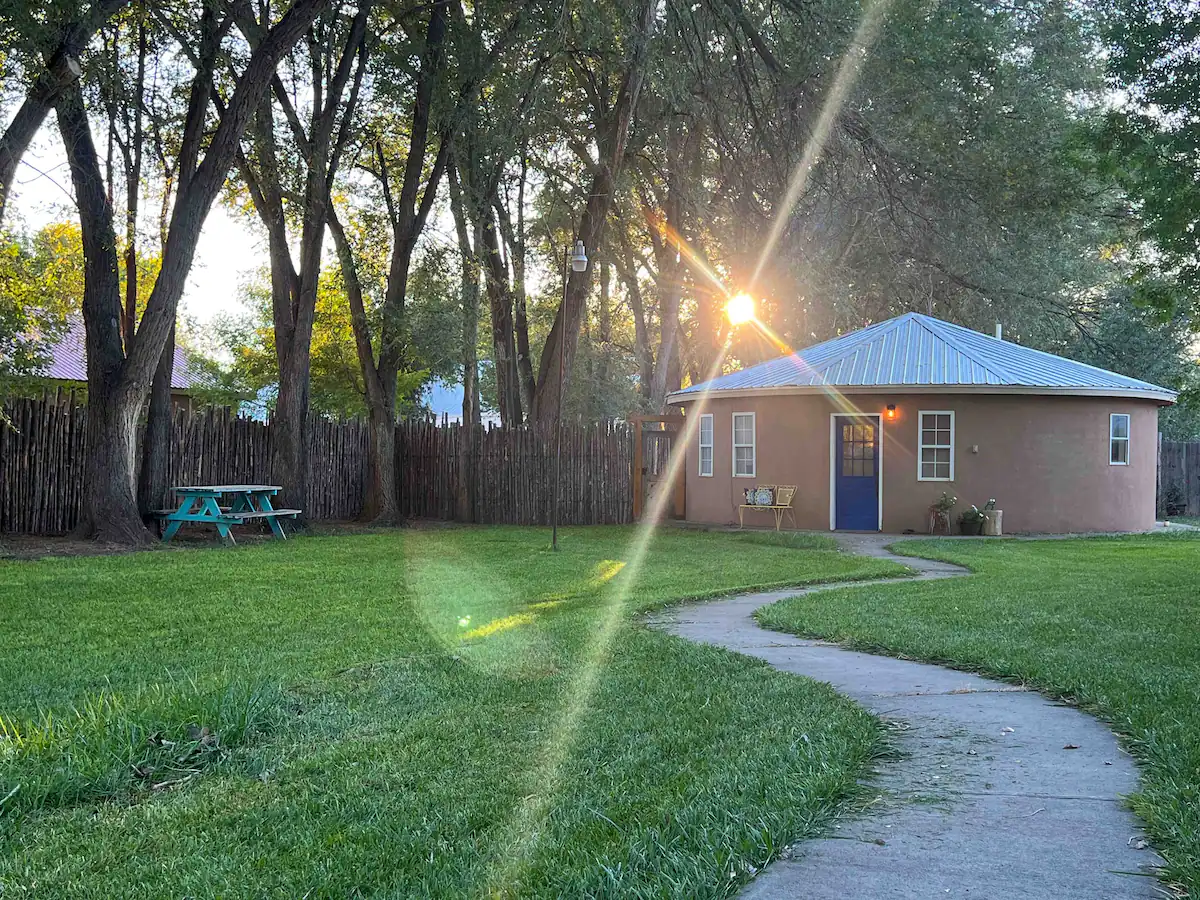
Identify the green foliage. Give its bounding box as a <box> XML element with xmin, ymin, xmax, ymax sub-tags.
<box><xmin>0</xmin><ymin>527</ymin><xmax>902</xmax><ymax>895</ymax></box>
<box><xmin>197</xmin><ymin>241</ymin><xmax>461</xmax><ymax>419</ymax></box>
<box><xmin>1100</xmin><ymin>0</ymin><xmax>1200</xmax><ymax>302</ymax></box>
<box><xmin>0</xmin><ymin>224</ymin><xmax>86</xmax><ymax>399</ymax></box>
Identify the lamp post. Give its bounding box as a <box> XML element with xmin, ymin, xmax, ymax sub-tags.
<box><xmin>552</xmin><ymin>240</ymin><xmax>588</xmax><ymax>551</ymax></box>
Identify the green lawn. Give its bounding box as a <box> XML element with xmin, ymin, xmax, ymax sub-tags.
<box><xmin>756</xmin><ymin>533</ymin><xmax>1200</xmax><ymax>895</ymax></box>
<box><xmin>0</xmin><ymin>526</ymin><xmax>903</xmax><ymax>898</ymax></box>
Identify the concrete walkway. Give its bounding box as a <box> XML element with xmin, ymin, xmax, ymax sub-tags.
<box><xmin>655</xmin><ymin>534</ymin><xmax>1164</xmax><ymax>899</ymax></box>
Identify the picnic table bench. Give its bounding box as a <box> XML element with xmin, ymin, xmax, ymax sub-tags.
<box><xmin>154</xmin><ymin>485</ymin><xmax>300</xmax><ymax>544</ymax></box>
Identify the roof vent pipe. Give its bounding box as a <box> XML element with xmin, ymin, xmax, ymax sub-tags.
<box><xmin>994</xmin><ymin>323</ymin><xmax>1003</xmax><ymax>341</ymax></box>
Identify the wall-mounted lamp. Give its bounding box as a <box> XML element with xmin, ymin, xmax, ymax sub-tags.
<box><xmin>886</xmin><ymin>404</ymin><xmax>896</xmax><ymax>420</ymax></box>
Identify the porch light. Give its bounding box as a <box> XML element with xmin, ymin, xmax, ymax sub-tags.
<box><xmin>726</xmin><ymin>293</ymin><xmax>756</xmax><ymax>326</ymax></box>
<box><xmin>886</xmin><ymin>404</ymin><xmax>896</xmax><ymax>419</ymax></box>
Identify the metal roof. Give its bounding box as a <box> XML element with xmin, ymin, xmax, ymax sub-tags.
<box><xmin>40</xmin><ymin>318</ymin><xmax>203</xmax><ymax>391</ymax></box>
<box><xmin>669</xmin><ymin>312</ymin><xmax>1177</xmax><ymax>403</ymax></box>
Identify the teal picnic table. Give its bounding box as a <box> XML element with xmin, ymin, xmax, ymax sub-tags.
<box><xmin>157</xmin><ymin>485</ymin><xmax>300</xmax><ymax>544</ymax></box>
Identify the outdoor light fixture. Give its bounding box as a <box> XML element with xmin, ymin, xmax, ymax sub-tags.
<box><xmin>886</xmin><ymin>404</ymin><xmax>896</xmax><ymax>419</ymax></box>
<box><xmin>553</xmin><ymin>240</ymin><xmax>588</xmax><ymax>551</ymax></box>
<box><xmin>726</xmin><ymin>293</ymin><xmax>756</xmax><ymax>326</ymax></box>
<box><xmin>570</xmin><ymin>240</ymin><xmax>588</xmax><ymax>273</ymax></box>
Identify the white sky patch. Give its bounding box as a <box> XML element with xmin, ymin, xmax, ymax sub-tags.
<box><xmin>6</xmin><ymin>122</ymin><xmax>263</xmax><ymax>330</ymax></box>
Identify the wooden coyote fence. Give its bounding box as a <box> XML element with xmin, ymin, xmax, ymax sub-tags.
<box><xmin>1158</xmin><ymin>439</ymin><xmax>1200</xmax><ymax>517</ymax></box>
<box><xmin>0</xmin><ymin>394</ymin><xmax>634</xmax><ymax>535</ymax></box>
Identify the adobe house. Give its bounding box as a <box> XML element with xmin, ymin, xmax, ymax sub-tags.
<box><xmin>667</xmin><ymin>313</ymin><xmax>1176</xmax><ymax>534</ymax></box>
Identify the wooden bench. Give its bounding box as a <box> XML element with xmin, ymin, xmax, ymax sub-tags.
<box><xmin>738</xmin><ymin>485</ymin><xmax>797</xmax><ymax>531</ymax></box>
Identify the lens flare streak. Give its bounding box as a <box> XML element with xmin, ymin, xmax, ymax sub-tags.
<box><xmin>483</xmin><ymin>338</ymin><xmax>735</xmax><ymax>896</ymax></box>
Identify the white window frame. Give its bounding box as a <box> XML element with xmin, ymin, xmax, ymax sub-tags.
<box><xmin>698</xmin><ymin>413</ymin><xmax>714</xmax><ymax>477</ymax></box>
<box><xmin>1110</xmin><ymin>413</ymin><xmax>1131</xmax><ymax>466</ymax></box>
<box><xmin>917</xmin><ymin>410</ymin><xmax>955</xmax><ymax>482</ymax></box>
<box><xmin>732</xmin><ymin>411</ymin><xmax>756</xmax><ymax>478</ymax></box>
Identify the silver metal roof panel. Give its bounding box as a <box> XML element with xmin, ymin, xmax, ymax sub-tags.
<box><xmin>670</xmin><ymin>312</ymin><xmax>1176</xmax><ymax>402</ymax></box>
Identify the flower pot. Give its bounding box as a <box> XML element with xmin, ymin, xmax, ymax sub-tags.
<box><xmin>982</xmin><ymin>509</ymin><xmax>1003</xmax><ymax>536</ymax></box>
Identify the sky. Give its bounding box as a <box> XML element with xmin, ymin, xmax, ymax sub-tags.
<box><xmin>9</xmin><ymin>124</ymin><xmax>265</xmax><ymax>329</ymax></box>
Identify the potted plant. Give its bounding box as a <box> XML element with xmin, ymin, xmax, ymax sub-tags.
<box><xmin>928</xmin><ymin>492</ymin><xmax>957</xmax><ymax>535</ymax></box>
<box><xmin>959</xmin><ymin>504</ymin><xmax>986</xmax><ymax>536</ymax></box>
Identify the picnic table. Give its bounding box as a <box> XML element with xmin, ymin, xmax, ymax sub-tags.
<box><xmin>156</xmin><ymin>485</ymin><xmax>300</xmax><ymax>544</ymax></box>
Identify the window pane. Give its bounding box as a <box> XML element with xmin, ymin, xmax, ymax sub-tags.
<box><xmin>1111</xmin><ymin>440</ymin><xmax>1128</xmax><ymax>464</ymax></box>
<box><xmin>1112</xmin><ymin>415</ymin><xmax>1129</xmax><ymax>439</ymax></box>
<box><xmin>936</xmin><ymin>462</ymin><xmax>950</xmax><ymax>479</ymax></box>
<box><xmin>735</xmin><ymin>446</ymin><xmax>754</xmax><ymax>475</ymax></box>
<box><xmin>700</xmin><ymin>446</ymin><xmax>713</xmax><ymax>474</ymax></box>
<box><xmin>699</xmin><ymin>417</ymin><xmax>713</xmax><ymax>444</ymax></box>
<box><xmin>936</xmin><ymin>414</ymin><xmax>950</xmax><ymax>430</ymax></box>
<box><xmin>935</xmin><ymin>448</ymin><xmax>951</xmax><ymax>465</ymax></box>
<box><xmin>921</xmin><ymin>461</ymin><xmax>936</xmax><ymax>479</ymax></box>
<box><xmin>921</xmin><ymin>429</ymin><xmax>937</xmax><ymax>445</ymax></box>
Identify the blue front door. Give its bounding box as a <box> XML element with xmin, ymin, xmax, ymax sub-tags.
<box><xmin>835</xmin><ymin>416</ymin><xmax>880</xmax><ymax>531</ymax></box>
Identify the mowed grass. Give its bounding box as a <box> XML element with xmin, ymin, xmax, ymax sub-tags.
<box><xmin>0</xmin><ymin>526</ymin><xmax>903</xmax><ymax>898</ymax></box>
<box><xmin>757</xmin><ymin>534</ymin><xmax>1200</xmax><ymax>894</ymax></box>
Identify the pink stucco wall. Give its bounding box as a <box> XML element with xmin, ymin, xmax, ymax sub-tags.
<box><xmin>677</xmin><ymin>392</ymin><xmax>1162</xmax><ymax>533</ymax></box>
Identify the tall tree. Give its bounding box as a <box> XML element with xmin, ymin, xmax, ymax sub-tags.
<box><xmin>61</xmin><ymin>0</ymin><xmax>329</xmax><ymax>543</ymax></box>
<box><xmin>233</xmin><ymin>0</ymin><xmax>371</xmax><ymax>517</ymax></box>
<box><xmin>529</xmin><ymin>0</ymin><xmax>656</xmax><ymax>426</ymax></box>
<box><xmin>330</xmin><ymin>0</ymin><xmax>529</xmax><ymax>521</ymax></box>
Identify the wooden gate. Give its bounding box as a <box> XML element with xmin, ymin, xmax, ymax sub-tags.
<box><xmin>632</xmin><ymin>415</ymin><xmax>686</xmax><ymax>520</ymax></box>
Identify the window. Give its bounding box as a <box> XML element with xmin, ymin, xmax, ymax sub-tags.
<box><xmin>918</xmin><ymin>411</ymin><xmax>954</xmax><ymax>481</ymax></box>
<box><xmin>698</xmin><ymin>414</ymin><xmax>714</xmax><ymax>477</ymax></box>
<box><xmin>732</xmin><ymin>412</ymin><xmax>756</xmax><ymax>477</ymax></box>
<box><xmin>1110</xmin><ymin>413</ymin><xmax>1130</xmax><ymax>465</ymax></box>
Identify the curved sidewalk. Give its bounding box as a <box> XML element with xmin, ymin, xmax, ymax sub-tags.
<box><xmin>656</xmin><ymin>535</ymin><xmax>1163</xmax><ymax>899</ymax></box>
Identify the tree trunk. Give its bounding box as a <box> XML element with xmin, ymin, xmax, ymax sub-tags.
<box><xmin>58</xmin><ymin>79</ymin><xmax>151</xmax><ymax>543</ymax></box>
<box><xmin>83</xmin><ymin>389</ymin><xmax>148</xmax><ymax>543</ymax></box>
<box><xmin>449</xmin><ymin>164</ymin><xmax>481</xmax><ymax>522</ymax></box>
<box><xmin>137</xmin><ymin>325</ymin><xmax>175</xmax><ymax>520</ymax></box>
<box><xmin>271</xmin><ymin>343</ymin><xmax>311</xmax><ymax>517</ymax></box>
<box><xmin>530</xmin><ymin>0</ymin><xmax>656</xmax><ymax>427</ymax></box>
<box><xmin>597</xmin><ymin>258</ymin><xmax>612</xmax><ymax>387</ymax></box>
<box><xmin>510</xmin><ymin>158</ymin><xmax>536</xmax><ymax>415</ymax></box>
<box><xmin>365</xmin><ymin>398</ymin><xmax>399</xmax><ymax>523</ymax></box>
<box><xmin>482</xmin><ymin>213</ymin><xmax>522</xmax><ymax>425</ymax></box>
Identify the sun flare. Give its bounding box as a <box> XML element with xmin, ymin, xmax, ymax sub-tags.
<box><xmin>726</xmin><ymin>293</ymin><xmax>756</xmax><ymax>326</ymax></box>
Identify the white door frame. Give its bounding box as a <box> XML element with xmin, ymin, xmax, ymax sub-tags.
<box><xmin>828</xmin><ymin>412</ymin><xmax>884</xmax><ymax>532</ymax></box>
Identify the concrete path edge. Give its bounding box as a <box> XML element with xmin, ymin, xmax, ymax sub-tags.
<box><xmin>652</xmin><ymin>534</ymin><xmax>1165</xmax><ymax>899</ymax></box>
